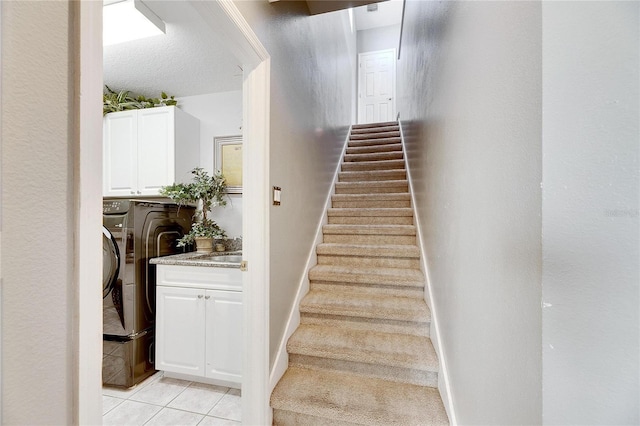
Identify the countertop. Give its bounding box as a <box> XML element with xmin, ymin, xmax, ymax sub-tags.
<box><xmin>150</xmin><ymin>251</ymin><xmax>242</xmax><ymax>268</ymax></box>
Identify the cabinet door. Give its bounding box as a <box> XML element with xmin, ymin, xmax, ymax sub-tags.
<box><xmin>103</xmin><ymin>110</ymin><xmax>138</xmax><ymax>196</ymax></box>
<box><xmin>205</xmin><ymin>290</ymin><xmax>242</xmax><ymax>383</ymax></box>
<box><xmin>156</xmin><ymin>286</ymin><xmax>206</xmax><ymax>376</ymax></box>
<box><xmin>137</xmin><ymin>107</ymin><xmax>175</xmax><ymax>196</ymax></box>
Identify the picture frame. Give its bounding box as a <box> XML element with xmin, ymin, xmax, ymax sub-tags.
<box><xmin>214</xmin><ymin>135</ymin><xmax>243</xmax><ymax>194</ymax></box>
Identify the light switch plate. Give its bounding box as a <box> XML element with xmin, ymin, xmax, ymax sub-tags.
<box><xmin>273</xmin><ymin>186</ymin><xmax>281</xmax><ymax>205</ymax></box>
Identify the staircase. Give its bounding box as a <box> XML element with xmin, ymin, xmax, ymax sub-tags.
<box><xmin>270</xmin><ymin>122</ymin><xmax>449</xmax><ymax>425</ymax></box>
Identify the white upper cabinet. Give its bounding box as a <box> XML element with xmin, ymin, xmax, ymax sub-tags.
<box><xmin>103</xmin><ymin>106</ymin><xmax>199</xmax><ymax>197</ymax></box>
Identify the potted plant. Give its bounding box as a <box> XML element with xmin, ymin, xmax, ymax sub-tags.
<box><xmin>160</xmin><ymin>167</ymin><xmax>228</xmax><ymax>252</ymax></box>
<box><xmin>103</xmin><ymin>85</ymin><xmax>178</xmax><ymax>116</ymax></box>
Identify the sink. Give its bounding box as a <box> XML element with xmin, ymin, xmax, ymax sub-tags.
<box><xmin>200</xmin><ymin>254</ymin><xmax>243</xmax><ymax>263</ymax></box>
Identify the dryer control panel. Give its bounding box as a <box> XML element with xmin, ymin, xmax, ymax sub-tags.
<box><xmin>104</xmin><ymin>199</ymin><xmax>131</xmax><ymax>215</ymax></box>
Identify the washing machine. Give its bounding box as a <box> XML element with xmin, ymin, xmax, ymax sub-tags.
<box><xmin>102</xmin><ymin>199</ymin><xmax>195</xmax><ymax>388</ymax></box>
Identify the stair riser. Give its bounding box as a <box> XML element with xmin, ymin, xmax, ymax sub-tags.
<box><xmin>328</xmin><ymin>208</ymin><xmax>412</xmax><ymax>217</ymax></box>
<box><xmin>323</xmin><ymin>234</ymin><xmax>416</xmax><ymax>245</ymax></box>
<box><xmin>332</xmin><ymin>200</ymin><xmax>411</xmax><ymax>208</ymax></box>
<box><xmin>317</xmin><ymin>255</ymin><xmax>420</xmax><ymax>269</ymax></box>
<box><xmin>334</xmin><ymin>185</ymin><xmax>409</xmax><ymax>195</ymax></box>
<box><xmin>273</xmin><ymin>409</ymin><xmax>360</xmax><ymax>426</ymax></box>
<box><xmin>351</xmin><ymin>126</ymin><xmax>399</xmax><ymax>135</ymax></box>
<box><xmin>310</xmin><ymin>282</ymin><xmax>424</xmax><ymax>298</ymax></box>
<box><xmin>300</xmin><ymin>314</ymin><xmax>430</xmax><ymax>337</ymax></box>
<box><xmin>338</xmin><ymin>171</ymin><xmax>407</xmax><ymax>182</ymax></box>
<box><xmin>309</xmin><ymin>269</ymin><xmax>423</xmax><ymax>287</ymax></box>
<box><xmin>328</xmin><ymin>216</ymin><xmax>414</xmax><ymax>225</ymax></box>
<box><xmin>352</xmin><ymin>121</ymin><xmax>398</xmax><ymax>130</ymax></box>
<box><xmin>346</xmin><ymin>144</ymin><xmax>402</xmax><ymax>155</ymax></box>
<box><xmin>348</xmin><ymin>138</ymin><xmax>401</xmax><ymax>148</ymax></box>
<box><xmin>341</xmin><ymin>160</ymin><xmax>404</xmax><ymax>171</ymax></box>
<box><xmin>344</xmin><ymin>152</ymin><xmax>403</xmax><ymax>162</ymax></box>
<box><xmin>288</xmin><ymin>354</ymin><xmax>438</xmax><ymax>388</ymax></box>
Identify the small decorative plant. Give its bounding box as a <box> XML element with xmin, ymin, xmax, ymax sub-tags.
<box><xmin>103</xmin><ymin>85</ymin><xmax>178</xmax><ymax>116</ymax></box>
<box><xmin>160</xmin><ymin>168</ymin><xmax>228</xmax><ymax>250</ymax></box>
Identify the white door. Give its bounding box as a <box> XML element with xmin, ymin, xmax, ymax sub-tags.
<box><xmin>155</xmin><ymin>286</ymin><xmax>206</xmax><ymax>376</ymax></box>
<box><xmin>358</xmin><ymin>49</ymin><xmax>396</xmax><ymax>124</ymax></box>
<box><xmin>205</xmin><ymin>289</ymin><xmax>243</xmax><ymax>383</ymax></box>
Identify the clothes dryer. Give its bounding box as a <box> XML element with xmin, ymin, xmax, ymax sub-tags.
<box><xmin>102</xmin><ymin>199</ymin><xmax>194</xmax><ymax>388</ymax></box>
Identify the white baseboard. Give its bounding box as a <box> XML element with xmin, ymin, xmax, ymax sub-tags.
<box><xmin>398</xmin><ymin>121</ymin><xmax>457</xmax><ymax>426</ymax></box>
<box><xmin>269</xmin><ymin>126</ymin><xmax>353</xmax><ymax>392</ymax></box>
<box><xmin>163</xmin><ymin>371</ymin><xmax>241</xmax><ymax>390</ymax></box>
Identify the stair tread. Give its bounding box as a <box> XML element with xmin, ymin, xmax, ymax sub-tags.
<box><xmin>332</xmin><ymin>193</ymin><xmax>410</xmax><ymax>200</ymax></box>
<box><xmin>350</xmin><ymin>131</ymin><xmax>400</xmax><ymax>140</ymax></box>
<box><xmin>348</xmin><ymin>137</ymin><xmax>402</xmax><ymax>148</ymax></box>
<box><xmin>317</xmin><ymin>243</ymin><xmax>420</xmax><ymax>258</ymax></box>
<box><xmin>301</xmin><ymin>289</ymin><xmax>430</xmax><ymax>322</ymax></box>
<box><xmin>339</xmin><ymin>169</ymin><xmax>406</xmax><ymax>177</ymax></box>
<box><xmin>346</xmin><ymin>144</ymin><xmax>403</xmax><ymax>154</ymax></box>
<box><xmin>309</xmin><ymin>264</ymin><xmax>424</xmax><ymax>287</ymax></box>
<box><xmin>288</xmin><ymin>324</ymin><xmax>438</xmax><ymax>371</ymax></box>
<box><xmin>323</xmin><ymin>224</ymin><xmax>416</xmax><ymax>235</ymax></box>
<box><xmin>352</xmin><ymin>121</ymin><xmax>398</xmax><ymax>129</ymax></box>
<box><xmin>271</xmin><ymin>367</ymin><xmax>448</xmax><ymax>425</ymax></box>
<box><xmin>335</xmin><ymin>179</ymin><xmax>408</xmax><ymax>187</ymax></box>
<box><xmin>344</xmin><ymin>151</ymin><xmax>403</xmax><ymax>161</ymax></box>
<box><xmin>351</xmin><ymin>125</ymin><xmax>399</xmax><ymax>134</ymax></box>
<box><xmin>341</xmin><ymin>159</ymin><xmax>405</xmax><ymax>170</ymax></box>
<box><xmin>327</xmin><ymin>207</ymin><xmax>414</xmax><ymax>216</ymax></box>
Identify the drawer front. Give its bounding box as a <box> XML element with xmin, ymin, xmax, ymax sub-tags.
<box><xmin>157</xmin><ymin>265</ymin><xmax>242</xmax><ymax>291</ymax></box>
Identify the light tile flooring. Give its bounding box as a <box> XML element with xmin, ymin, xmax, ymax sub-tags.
<box><xmin>103</xmin><ymin>372</ymin><xmax>241</xmax><ymax>426</ymax></box>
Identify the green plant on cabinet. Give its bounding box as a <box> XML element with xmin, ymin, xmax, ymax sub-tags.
<box><xmin>160</xmin><ymin>168</ymin><xmax>228</xmax><ymax>249</ymax></box>
<box><xmin>103</xmin><ymin>85</ymin><xmax>178</xmax><ymax>116</ymax></box>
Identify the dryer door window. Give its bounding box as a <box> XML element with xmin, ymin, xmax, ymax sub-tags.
<box><xmin>103</xmin><ymin>226</ymin><xmax>120</xmax><ymax>299</ymax></box>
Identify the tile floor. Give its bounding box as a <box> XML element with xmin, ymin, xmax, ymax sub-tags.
<box><xmin>103</xmin><ymin>372</ymin><xmax>241</xmax><ymax>426</ymax></box>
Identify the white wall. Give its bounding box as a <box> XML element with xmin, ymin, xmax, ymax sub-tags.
<box><xmin>178</xmin><ymin>91</ymin><xmax>243</xmax><ymax>238</ymax></box>
<box><xmin>542</xmin><ymin>2</ymin><xmax>639</xmax><ymax>424</ymax></box>
<box><xmin>356</xmin><ymin>24</ymin><xmax>400</xmax><ymax>54</ymax></box>
<box><xmin>397</xmin><ymin>1</ymin><xmax>542</xmax><ymax>424</ymax></box>
<box><xmin>1</xmin><ymin>1</ymin><xmax>77</xmax><ymax>423</ymax></box>
<box><xmin>235</xmin><ymin>1</ymin><xmax>355</xmax><ymax>368</ymax></box>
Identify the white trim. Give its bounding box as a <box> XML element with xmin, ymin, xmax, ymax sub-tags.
<box><xmin>77</xmin><ymin>0</ymin><xmax>271</xmax><ymax>423</ymax></box>
<box><xmin>269</xmin><ymin>126</ymin><xmax>353</xmax><ymax>392</ymax></box>
<box><xmin>241</xmin><ymin>58</ymin><xmax>271</xmax><ymax>425</ymax></box>
<box><xmin>77</xmin><ymin>2</ymin><xmax>104</xmax><ymax>424</ymax></box>
<box><xmin>398</xmin><ymin>121</ymin><xmax>457</xmax><ymax>425</ymax></box>
<box><xmin>190</xmin><ymin>2</ymin><xmax>272</xmax><ymax>424</ymax></box>
<box><xmin>0</xmin><ymin>1</ymin><xmax>3</xmax><ymax>419</ymax></box>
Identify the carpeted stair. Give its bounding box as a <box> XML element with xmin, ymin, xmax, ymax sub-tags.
<box><xmin>271</xmin><ymin>121</ymin><xmax>449</xmax><ymax>425</ymax></box>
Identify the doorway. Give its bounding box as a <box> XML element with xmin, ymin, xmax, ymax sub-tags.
<box><xmin>357</xmin><ymin>48</ymin><xmax>397</xmax><ymax>124</ymax></box>
<box><xmin>78</xmin><ymin>1</ymin><xmax>271</xmax><ymax>424</ymax></box>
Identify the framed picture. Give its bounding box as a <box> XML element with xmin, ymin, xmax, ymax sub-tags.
<box><xmin>214</xmin><ymin>135</ymin><xmax>243</xmax><ymax>194</ymax></box>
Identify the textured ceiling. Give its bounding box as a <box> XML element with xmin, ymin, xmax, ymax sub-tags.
<box><xmin>104</xmin><ymin>0</ymin><xmax>403</xmax><ymax>98</ymax></box>
<box><xmin>103</xmin><ymin>1</ymin><xmax>243</xmax><ymax>98</ymax></box>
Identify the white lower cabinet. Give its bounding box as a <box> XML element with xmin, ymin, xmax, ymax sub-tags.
<box><xmin>155</xmin><ymin>265</ymin><xmax>242</xmax><ymax>385</ymax></box>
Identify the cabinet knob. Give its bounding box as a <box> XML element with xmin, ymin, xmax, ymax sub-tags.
<box><xmin>197</xmin><ymin>294</ymin><xmax>203</xmax><ymax>299</ymax></box>
<box><xmin>205</xmin><ymin>295</ymin><xmax>210</xmax><ymax>300</ymax></box>
<box><xmin>130</xmin><ymin>191</ymin><xmax>135</xmax><ymax>195</ymax></box>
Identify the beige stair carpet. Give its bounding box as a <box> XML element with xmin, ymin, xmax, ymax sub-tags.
<box><xmin>271</xmin><ymin>122</ymin><xmax>449</xmax><ymax>425</ymax></box>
